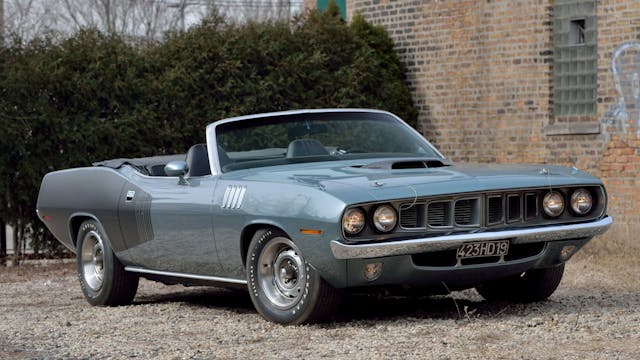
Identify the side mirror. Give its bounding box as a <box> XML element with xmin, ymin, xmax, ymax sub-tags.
<box><xmin>164</xmin><ymin>160</ymin><xmax>188</xmax><ymax>177</ymax></box>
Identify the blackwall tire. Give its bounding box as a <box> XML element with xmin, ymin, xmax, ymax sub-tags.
<box><xmin>246</xmin><ymin>228</ymin><xmax>341</xmax><ymax>325</ymax></box>
<box><xmin>76</xmin><ymin>220</ymin><xmax>139</xmax><ymax>306</ymax></box>
<box><xmin>476</xmin><ymin>264</ymin><xmax>565</xmax><ymax>303</ymax></box>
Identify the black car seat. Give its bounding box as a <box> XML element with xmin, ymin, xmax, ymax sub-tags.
<box><xmin>185</xmin><ymin>144</ymin><xmax>211</xmax><ymax>177</ymax></box>
<box><xmin>286</xmin><ymin>139</ymin><xmax>329</xmax><ymax>158</ymax></box>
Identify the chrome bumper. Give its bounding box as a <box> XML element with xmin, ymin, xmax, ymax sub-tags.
<box><xmin>330</xmin><ymin>216</ymin><xmax>612</xmax><ymax>260</ymax></box>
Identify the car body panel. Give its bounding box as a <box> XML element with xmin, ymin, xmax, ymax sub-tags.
<box><xmin>37</xmin><ymin>167</ymin><xmax>129</xmax><ymax>254</ymax></box>
<box><xmin>117</xmin><ymin>166</ymin><xmax>220</xmax><ymax>275</ymax></box>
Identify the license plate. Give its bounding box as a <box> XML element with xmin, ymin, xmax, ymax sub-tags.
<box><xmin>456</xmin><ymin>240</ymin><xmax>509</xmax><ymax>259</ymax></box>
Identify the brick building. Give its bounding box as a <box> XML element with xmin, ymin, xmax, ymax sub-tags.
<box><xmin>307</xmin><ymin>0</ymin><xmax>639</xmax><ymax>245</ymax></box>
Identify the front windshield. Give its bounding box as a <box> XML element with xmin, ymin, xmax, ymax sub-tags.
<box><xmin>214</xmin><ymin>111</ymin><xmax>442</xmax><ymax>172</ymax></box>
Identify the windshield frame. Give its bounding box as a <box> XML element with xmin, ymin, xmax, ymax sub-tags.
<box><xmin>205</xmin><ymin>109</ymin><xmax>445</xmax><ymax>175</ymax></box>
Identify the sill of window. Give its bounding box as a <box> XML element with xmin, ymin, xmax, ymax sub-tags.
<box><xmin>544</xmin><ymin>122</ymin><xmax>600</xmax><ymax>136</ymax></box>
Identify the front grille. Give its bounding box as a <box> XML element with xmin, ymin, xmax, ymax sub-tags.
<box><xmin>507</xmin><ymin>194</ymin><xmax>522</xmax><ymax>222</ymax></box>
<box><xmin>427</xmin><ymin>201</ymin><xmax>451</xmax><ymax>227</ymax></box>
<box><xmin>399</xmin><ymin>205</ymin><xmax>420</xmax><ymax>228</ymax></box>
<box><xmin>399</xmin><ymin>191</ymin><xmax>546</xmax><ymax>230</ymax></box>
<box><xmin>487</xmin><ymin>196</ymin><xmax>503</xmax><ymax>224</ymax></box>
<box><xmin>525</xmin><ymin>193</ymin><xmax>538</xmax><ymax>219</ymax></box>
<box><xmin>455</xmin><ymin>199</ymin><xmax>478</xmax><ymax>226</ymax></box>
<box><xmin>344</xmin><ymin>185</ymin><xmax>605</xmax><ymax>246</ymax></box>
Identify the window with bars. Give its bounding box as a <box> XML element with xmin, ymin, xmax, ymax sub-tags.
<box><xmin>553</xmin><ymin>0</ymin><xmax>597</xmax><ymax>117</ymax></box>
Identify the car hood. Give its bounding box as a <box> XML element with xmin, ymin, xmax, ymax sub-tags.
<box><xmin>227</xmin><ymin>159</ymin><xmax>603</xmax><ymax>205</ymax></box>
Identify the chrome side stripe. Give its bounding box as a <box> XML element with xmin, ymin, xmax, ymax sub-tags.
<box><xmin>222</xmin><ymin>185</ymin><xmax>247</xmax><ymax>209</ymax></box>
<box><xmin>124</xmin><ymin>267</ymin><xmax>247</xmax><ymax>285</ymax></box>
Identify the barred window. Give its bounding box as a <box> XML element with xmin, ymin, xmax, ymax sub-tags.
<box><xmin>553</xmin><ymin>0</ymin><xmax>597</xmax><ymax>116</ymax></box>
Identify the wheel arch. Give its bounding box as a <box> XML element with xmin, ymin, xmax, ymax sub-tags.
<box><xmin>68</xmin><ymin>213</ymin><xmax>102</xmax><ymax>248</ymax></box>
<box><xmin>240</xmin><ymin>223</ymin><xmax>291</xmax><ymax>267</ymax></box>
<box><xmin>237</xmin><ymin>217</ymin><xmax>348</xmax><ymax>289</ymax></box>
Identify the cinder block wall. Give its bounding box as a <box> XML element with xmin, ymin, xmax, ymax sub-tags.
<box><xmin>348</xmin><ymin>0</ymin><xmax>639</xmax><ymax>233</ymax></box>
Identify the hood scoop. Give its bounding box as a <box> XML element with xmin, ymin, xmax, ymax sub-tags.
<box><xmin>357</xmin><ymin>159</ymin><xmax>451</xmax><ymax>170</ymax></box>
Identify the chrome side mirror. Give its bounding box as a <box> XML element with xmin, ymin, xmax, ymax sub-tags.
<box><xmin>164</xmin><ymin>160</ymin><xmax>188</xmax><ymax>176</ymax></box>
<box><xmin>164</xmin><ymin>160</ymin><xmax>189</xmax><ymax>185</ymax></box>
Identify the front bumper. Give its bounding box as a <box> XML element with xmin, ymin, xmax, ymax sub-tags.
<box><xmin>330</xmin><ymin>216</ymin><xmax>612</xmax><ymax>260</ymax></box>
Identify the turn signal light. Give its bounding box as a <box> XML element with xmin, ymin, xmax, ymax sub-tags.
<box><xmin>364</xmin><ymin>262</ymin><xmax>383</xmax><ymax>281</ymax></box>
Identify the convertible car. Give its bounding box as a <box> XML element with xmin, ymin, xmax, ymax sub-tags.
<box><xmin>37</xmin><ymin>109</ymin><xmax>612</xmax><ymax>324</ymax></box>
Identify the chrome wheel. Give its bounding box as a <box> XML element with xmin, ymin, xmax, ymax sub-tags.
<box><xmin>80</xmin><ymin>230</ymin><xmax>105</xmax><ymax>291</ymax></box>
<box><xmin>247</xmin><ymin>228</ymin><xmax>342</xmax><ymax>324</ymax></box>
<box><xmin>257</xmin><ymin>237</ymin><xmax>307</xmax><ymax>309</ymax></box>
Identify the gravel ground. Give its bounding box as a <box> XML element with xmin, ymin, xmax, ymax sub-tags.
<box><xmin>1</xmin><ymin>253</ymin><xmax>638</xmax><ymax>359</ymax></box>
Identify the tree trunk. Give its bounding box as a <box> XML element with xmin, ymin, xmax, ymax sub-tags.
<box><xmin>0</xmin><ymin>218</ymin><xmax>6</xmax><ymax>258</ymax></box>
<box><xmin>0</xmin><ymin>0</ymin><xmax>5</xmax><ymax>44</ymax></box>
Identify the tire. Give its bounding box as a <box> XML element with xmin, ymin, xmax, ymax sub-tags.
<box><xmin>476</xmin><ymin>264</ymin><xmax>565</xmax><ymax>303</ymax></box>
<box><xmin>246</xmin><ymin>228</ymin><xmax>341</xmax><ymax>325</ymax></box>
<box><xmin>76</xmin><ymin>220</ymin><xmax>139</xmax><ymax>306</ymax></box>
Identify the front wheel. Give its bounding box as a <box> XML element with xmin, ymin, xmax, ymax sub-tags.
<box><xmin>76</xmin><ymin>220</ymin><xmax>139</xmax><ymax>306</ymax></box>
<box><xmin>476</xmin><ymin>264</ymin><xmax>565</xmax><ymax>303</ymax></box>
<box><xmin>246</xmin><ymin>228</ymin><xmax>341</xmax><ymax>324</ymax></box>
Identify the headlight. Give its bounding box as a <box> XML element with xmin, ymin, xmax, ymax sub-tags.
<box><xmin>570</xmin><ymin>189</ymin><xmax>593</xmax><ymax>215</ymax></box>
<box><xmin>543</xmin><ymin>191</ymin><xmax>565</xmax><ymax>217</ymax></box>
<box><xmin>372</xmin><ymin>205</ymin><xmax>397</xmax><ymax>232</ymax></box>
<box><xmin>342</xmin><ymin>208</ymin><xmax>365</xmax><ymax>235</ymax></box>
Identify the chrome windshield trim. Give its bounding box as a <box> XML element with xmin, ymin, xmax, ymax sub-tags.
<box><xmin>124</xmin><ymin>267</ymin><xmax>247</xmax><ymax>285</ymax></box>
<box><xmin>330</xmin><ymin>216</ymin><xmax>612</xmax><ymax>260</ymax></box>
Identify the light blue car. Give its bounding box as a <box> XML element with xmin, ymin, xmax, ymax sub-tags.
<box><xmin>37</xmin><ymin>109</ymin><xmax>612</xmax><ymax>324</ymax></box>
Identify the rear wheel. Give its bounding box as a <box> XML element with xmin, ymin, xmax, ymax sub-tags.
<box><xmin>246</xmin><ymin>228</ymin><xmax>341</xmax><ymax>324</ymax></box>
<box><xmin>476</xmin><ymin>264</ymin><xmax>565</xmax><ymax>303</ymax></box>
<box><xmin>76</xmin><ymin>220</ymin><xmax>139</xmax><ymax>306</ymax></box>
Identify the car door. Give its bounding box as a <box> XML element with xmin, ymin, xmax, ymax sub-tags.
<box><xmin>119</xmin><ymin>174</ymin><xmax>220</xmax><ymax>276</ymax></box>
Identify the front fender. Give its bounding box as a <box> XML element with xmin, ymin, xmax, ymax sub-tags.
<box><xmin>213</xmin><ymin>180</ymin><xmax>349</xmax><ymax>287</ymax></box>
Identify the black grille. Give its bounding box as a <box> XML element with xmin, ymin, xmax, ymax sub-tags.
<box><xmin>525</xmin><ymin>193</ymin><xmax>538</xmax><ymax>219</ymax></box>
<box><xmin>487</xmin><ymin>196</ymin><xmax>503</xmax><ymax>224</ymax></box>
<box><xmin>348</xmin><ymin>185</ymin><xmax>603</xmax><ymax>241</ymax></box>
<box><xmin>454</xmin><ymin>199</ymin><xmax>478</xmax><ymax>225</ymax></box>
<box><xmin>400</xmin><ymin>205</ymin><xmax>420</xmax><ymax>228</ymax></box>
<box><xmin>397</xmin><ymin>191</ymin><xmax>548</xmax><ymax>230</ymax></box>
<box><xmin>427</xmin><ymin>201</ymin><xmax>451</xmax><ymax>227</ymax></box>
<box><xmin>507</xmin><ymin>195</ymin><xmax>522</xmax><ymax>222</ymax></box>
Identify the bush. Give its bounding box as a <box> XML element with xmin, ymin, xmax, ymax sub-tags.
<box><xmin>0</xmin><ymin>8</ymin><xmax>417</xmax><ymax>255</ymax></box>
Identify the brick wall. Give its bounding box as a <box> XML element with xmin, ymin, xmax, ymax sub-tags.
<box><xmin>595</xmin><ymin>1</ymin><xmax>640</xmax><ymax>231</ymax></box>
<box><xmin>348</xmin><ymin>0</ymin><xmax>554</xmax><ymax>164</ymax></box>
<box><xmin>349</xmin><ymin>0</ymin><xmax>640</xmax><ymax>239</ymax></box>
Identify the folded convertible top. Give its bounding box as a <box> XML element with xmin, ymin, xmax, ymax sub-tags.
<box><xmin>94</xmin><ymin>154</ymin><xmax>185</xmax><ymax>176</ymax></box>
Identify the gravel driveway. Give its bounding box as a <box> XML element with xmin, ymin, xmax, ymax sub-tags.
<box><xmin>1</xmin><ymin>253</ymin><xmax>638</xmax><ymax>359</ymax></box>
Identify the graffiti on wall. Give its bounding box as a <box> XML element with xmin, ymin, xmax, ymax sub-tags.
<box><xmin>603</xmin><ymin>42</ymin><xmax>640</xmax><ymax>136</ymax></box>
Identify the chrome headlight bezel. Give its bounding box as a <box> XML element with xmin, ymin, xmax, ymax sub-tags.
<box><xmin>570</xmin><ymin>188</ymin><xmax>593</xmax><ymax>215</ymax></box>
<box><xmin>342</xmin><ymin>207</ymin><xmax>366</xmax><ymax>235</ymax></box>
<box><xmin>542</xmin><ymin>191</ymin><xmax>565</xmax><ymax>217</ymax></box>
<box><xmin>372</xmin><ymin>205</ymin><xmax>397</xmax><ymax>233</ymax></box>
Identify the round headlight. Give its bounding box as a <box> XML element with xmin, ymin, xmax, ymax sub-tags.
<box><xmin>543</xmin><ymin>191</ymin><xmax>565</xmax><ymax>217</ymax></box>
<box><xmin>342</xmin><ymin>208</ymin><xmax>365</xmax><ymax>235</ymax></box>
<box><xmin>570</xmin><ymin>189</ymin><xmax>593</xmax><ymax>215</ymax></box>
<box><xmin>372</xmin><ymin>205</ymin><xmax>397</xmax><ymax>233</ymax></box>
